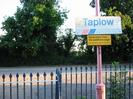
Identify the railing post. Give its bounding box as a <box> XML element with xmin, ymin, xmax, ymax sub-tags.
<box><xmin>43</xmin><ymin>72</ymin><xmax>47</xmax><ymax>99</ymax></box>
<box><xmin>2</xmin><ymin>74</ymin><xmax>5</xmax><ymax>99</ymax></box>
<box><xmin>16</xmin><ymin>73</ymin><xmax>19</xmax><ymax>99</ymax></box>
<box><xmin>9</xmin><ymin>74</ymin><xmax>12</xmax><ymax>99</ymax></box>
<box><xmin>37</xmin><ymin>73</ymin><xmax>40</xmax><ymax>99</ymax></box>
<box><xmin>30</xmin><ymin>73</ymin><xmax>33</xmax><ymax>99</ymax></box>
<box><xmin>23</xmin><ymin>73</ymin><xmax>26</xmax><ymax>99</ymax></box>
<box><xmin>51</xmin><ymin>72</ymin><xmax>54</xmax><ymax>99</ymax></box>
<box><xmin>55</xmin><ymin>69</ymin><xmax>61</xmax><ymax>99</ymax></box>
<box><xmin>65</xmin><ymin>67</ymin><xmax>68</xmax><ymax>99</ymax></box>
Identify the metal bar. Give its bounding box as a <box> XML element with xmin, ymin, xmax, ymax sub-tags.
<box><xmin>60</xmin><ymin>68</ymin><xmax>62</xmax><ymax>99</ymax></box>
<box><xmin>131</xmin><ymin>64</ymin><xmax>133</xmax><ymax>99</ymax></box>
<box><xmin>90</xmin><ymin>66</ymin><xmax>92</xmax><ymax>99</ymax></box>
<box><xmin>30</xmin><ymin>73</ymin><xmax>33</xmax><ymax>99</ymax></box>
<box><xmin>105</xmin><ymin>65</ymin><xmax>107</xmax><ymax>99</ymax></box>
<box><xmin>121</xmin><ymin>65</ymin><xmax>123</xmax><ymax>99</ymax></box>
<box><xmin>124</xmin><ymin>65</ymin><xmax>126</xmax><ymax>99</ymax></box>
<box><xmin>81</xmin><ymin>67</ymin><xmax>82</xmax><ymax>99</ymax></box>
<box><xmin>115</xmin><ymin>64</ymin><xmax>117</xmax><ymax>99</ymax></box>
<box><xmin>75</xmin><ymin>67</ymin><xmax>77</xmax><ymax>99</ymax></box>
<box><xmin>110</xmin><ymin>65</ymin><xmax>112</xmax><ymax>99</ymax></box>
<box><xmin>97</xmin><ymin>46</ymin><xmax>102</xmax><ymax>84</ymax></box>
<box><xmin>95</xmin><ymin>0</ymin><xmax>105</xmax><ymax>97</ymax></box>
<box><xmin>16</xmin><ymin>73</ymin><xmax>19</xmax><ymax>99</ymax></box>
<box><xmin>23</xmin><ymin>73</ymin><xmax>26</xmax><ymax>99</ymax></box>
<box><xmin>55</xmin><ymin>69</ymin><xmax>61</xmax><ymax>99</ymax></box>
<box><xmin>2</xmin><ymin>74</ymin><xmax>5</xmax><ymax>99</ymax></box>
<box><xmin>51</xmin><ymin>72</ymin><xmax>53</xmax><ymax>99</ymax></box>
<box><xmin>70</xmin><ymin>67</ymin><xmax>72</xmax><ymax>99</ymax></box>
<box><xmin>65</xmin><ymin>67</ymin><xmax>67</xmax><ymax>99</ymax></box>
<box><xmin>120</xmin><ymin>65</ymin><xmax>122</xmax><ymax>98</ymax></box>
<box><xmin>54</xmin><ymin>68</ymin><xmax>60</xmax><ymax>99</ymax></box>
<box><xmin>96</xmin><ymin>66</ymin><xmax>97</xmax><ymax>84</ymax></box>
<box><xmin>9</xmin><ymin>74</ymin><xmax>12</xmax><ymax>99</ymax></box>
<box><xmin>85</xmin><ymin>67</ymin><xmax>88</xmax><ymax>99</ymax></box>
<box><xmin>129</xmin><ymin>64</ymin><xmax>131</xmax><ymax>99</ymax></box>
<box><xmin>43</xmin><ymin>72</ymin><xmax>46</xmax><ymax>99</ymax></box>
<box><xmin>37</xmin><ymin>73</ymin><xmax>40</xmax><ymax>99</ymax></box>
<box><xmin>55</xmin><ymin>70</ymin><xmax>59</xmax><ymax>99</ymax></box>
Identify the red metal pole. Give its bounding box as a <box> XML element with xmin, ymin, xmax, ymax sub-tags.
<box><xmin>95</xmin><ymin>0</ymin><xmax>105</xmax><ymax>99</ymax></box>
<box><xmin>96</xmin><ymin>46</ymin><xmax>105</xmax><ymax>99</ymax></box>
<box><xmin>97</xmin><ymin>46</ymin><xmax>102</xmax><ymax>84</ymax></box>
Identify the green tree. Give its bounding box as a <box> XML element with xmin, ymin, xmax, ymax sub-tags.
<box><xmin>102</xmin><ymin>7</ymin><xmax>133</xmax><ymax>62</ymax></box>
<box><xmin>90</xmin><ymin>0</ymin><xmax>133</xmax><ymax>62</ymax></box>
<box><xmin>1</xmin><ymin>0</ymin><xmax>67</xmax><ymax>58</ymax></box>
<box><xmin>107</xmin><ymin>61</ymin><xmax>127</xmax><ymax>99</ymax></box>
<box><xmin>57</xmin><ymin>28</ymin><xmax>76</xmax><ymax>57</ymax></box>
<box><xmin>101</xmin><ymin>0</ymin><xmax>133</xmax><ymax>21</ymax></box>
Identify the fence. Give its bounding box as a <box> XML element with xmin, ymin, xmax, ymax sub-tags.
<box><xmin>0</xmin><ymin>72</ymin><xmax>58</xmax><ymax>99</ymax></box>
<box><xmin>0</xmin><ymin>64</ymin><xmax>133</xmax><ymax>99</ymax></box>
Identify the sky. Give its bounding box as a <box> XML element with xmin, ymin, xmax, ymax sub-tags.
<box><xmin>0</xmin><ymin>0</ymin><xmax>95</xmax><ymax>35</ymax></box>
<box><xmin>0</xmin><ymin>0</ymin><xmax>21</xmax><ymax>35</ymax></box>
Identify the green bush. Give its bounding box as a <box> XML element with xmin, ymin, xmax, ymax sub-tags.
<box><xmin>107</xmin><ymin>61</ymin><xmax>127</xmax><ymax>99</ymax></box>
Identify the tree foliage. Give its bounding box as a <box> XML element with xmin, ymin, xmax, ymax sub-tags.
<box><xmin>89</xmin><ymin>0</ymin><xmax>133</xmax><ymax>62</ymax></box>
<box><xmin>1</xmin><ymin>0</ymin><xmax>67</xmax><ymax>57</ymax></box>
<box><xmin>107</xmin><ymin>62</ymin><xmax>127</xmax><ymax>99</ymax></box>
<box><xmin>57</xmin><ymin>28</ymin><xmax>76</xmax><ymax>57</ymax></box>
<box><xmin>102</xmin><ymin>7</ymin><xmax>133</xmax><ymax>62</ymax></box>
<box><xmin>0</xmin><ymin>0</ymin><xmax>133</xmax><ymax>66</ymax></box>
<box><xmin>101</xmin><ymin>0</ymin><xmax>133</xmax><ymax>21</ymax></box>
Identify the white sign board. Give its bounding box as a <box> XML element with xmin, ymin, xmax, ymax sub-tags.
<box><xmin>75</xmin><ymin>16</ymin><xmax>122</xmax><ymax>35</ymax></box>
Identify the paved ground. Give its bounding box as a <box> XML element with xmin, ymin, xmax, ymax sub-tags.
<box><xmin>0</xmin><ymin>64</ymin><xmax>132</xmax><ymax>75</ymax></box>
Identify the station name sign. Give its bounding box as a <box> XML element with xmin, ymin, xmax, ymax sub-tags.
<box><xmin>75</xmin><ymin>16</ymin><xmax>122</xmax><ymax>35</ymax></box>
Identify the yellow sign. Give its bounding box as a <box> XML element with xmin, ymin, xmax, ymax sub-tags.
<box><xmin>87</xmin><ymin>35</ymin><xmax>111</xmax><ymax>46</ymax></box>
